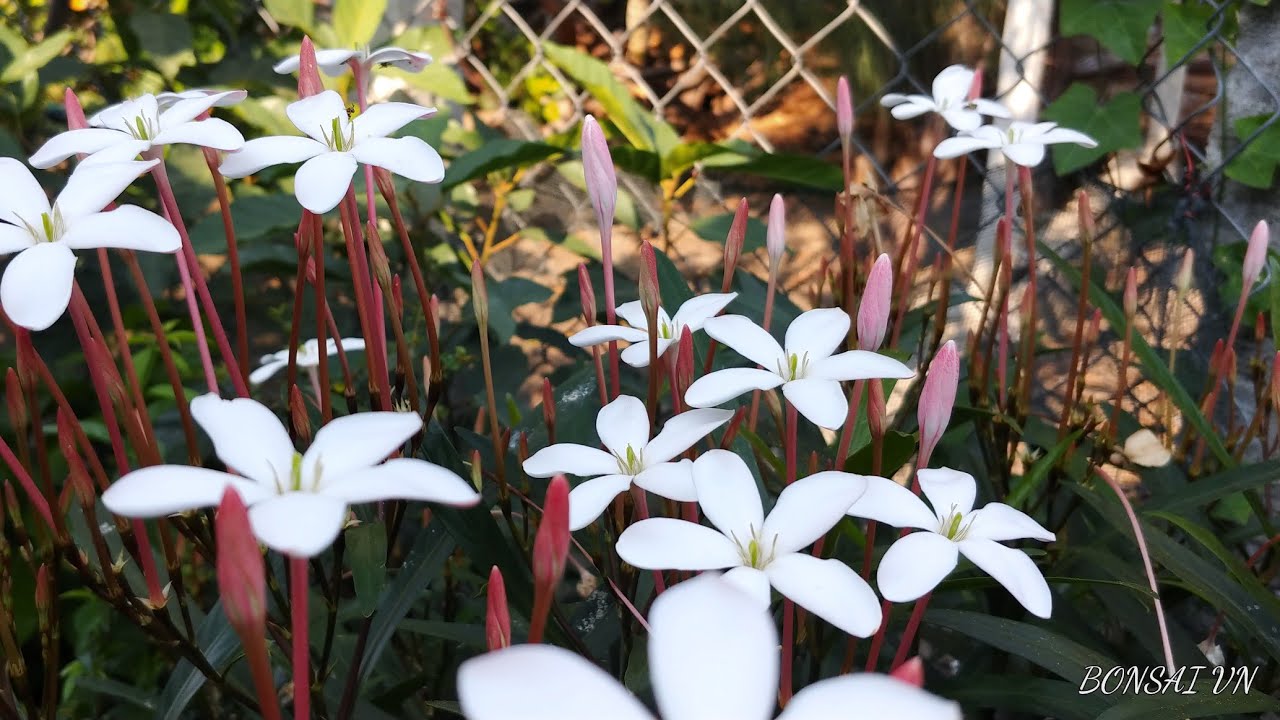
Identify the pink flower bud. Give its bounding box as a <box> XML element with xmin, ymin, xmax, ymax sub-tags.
<box><xmin>723</xmin><ymin>198</ymin><xmax>748</xmax><ymax>291</ymax></box>
<box><xmin>35</xmin><ymin>564</ymin><xmax>51</xmax><ymax>612</ymax></box>
<box><xmin>676</xmin><ymin>325</ymin><xmax>695</xmax><ymax>391</ymax></box>
<box><xmin>867</xmin><ymin>380</ymin><xmax>886</xmax><ymax>439</ymax></box>
<box><xmin>216</xmin><ymin>487</ymin><xmax>266</xmax><ymax>639</ymax></box>
<box><xmin>965</xmin><ymin>63</ymin><xmax>984</xmax><ymax>101</ymax></box>
<box><xmin>890</xmin><ymin>657</ymin><xmax>925</xmax><ymax>687</ymax></box>
<box><xmin>639</xmin><ymin>241</ymin><xmax>661</xmax><ymax>324</ymax></box>
<box><xmin>578</xmin><ymin>264</ymin><xmax>597</xmax><ymax>324</ymax></box>
<box><xmin>485</xmin><ymin>566</ymin><xmax>511</xmax><ymax>650</ymax></box>
<box><xmin>766</xmin><ymin>194</ymin><xmax>786</xmax><ymax>267</ymax></box>
<box><xmin>289</xmin><ymin>385</ymin><xmax>312</xmax><ymax>444</ymax></box>
<box><xmin>1123</xmin><ymin>267</ymin><xmax>1137</xmax><ymax>319</ymax></box>
<box><xmin>64</xmin><ymin>88</ymin><xmax>88</xmax><ymax>130</ymax></box>
<box><xmin>581</xmin><ymin>116</ymin><xmax>617</xmax><ymax>243</ymax></box>
<box><xmin>533</xmin><ymin>475</ymin><xmax>570</xmax><ymax>593</ymax></box>
<box><xmin>858</xmin><ymin>253</ymin><xmax>893</xmax><ymax>351</ymax></box>
<box><xmin>297</xmin><ymin>37</ymin><xmax>324</xmax><ymax>98</ymax></box>
<box><xmin>541</xmin><ymin>378</ymin><xmax>556</xmax><ymax>439</ymax></box>
<box><xmin>836</xmin><ymin>76</ymin><xmax>854</xmax><ymax>142</ymax></box>
<box><xmin>918</xmin><ymin>340</ymin><xmax>958</xmax><ymax>465</ymax></box>
<box><xmin>1243</xmin><ymin>220</ymin><xmax>1269</xmax><ymax>290</ymax></box>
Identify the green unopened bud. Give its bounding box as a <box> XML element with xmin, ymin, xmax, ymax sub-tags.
<box><xmin>1175</xmin><ymin>248</ymin><xmax>1194</xmax><ymax>295</ymax></box>
<box><xmin>471</xmin><ymin>261</ymin><xmax>489</xmax><ymax>330</ymax></box>
<box><xmin>470</xmin><ymin>450</ymin><xmax>483</xmax><ymax>492</ymax></box>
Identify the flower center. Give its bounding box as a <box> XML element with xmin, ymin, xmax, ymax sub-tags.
<box><xmin>128</xmin><ymin>113</ymin><xmax>158</xmax><ymax>141</ymax></box>
<box><xmin>320</xmin><ymin>116</ymin><xmax>355</xmax><ymax>152</ymax></box>
<box><xmin>776</xmin><ymin>351</ymin><xmax>810</xmax><ymax>381</ymax></box>
<box><xmin>19</xmin><ymin>209</ymin><xmax>64</xmax><ymax>243</ymax></box>
<box><xmin>731</xmin><ymin>526</ymin><xmax>778</xmax><ymax>569</ymax></box>
<box><xmin>658</xmin><ymin>320</ymin><xmax>674</xmax><ymax>340</ymax></box>
<box><xmin>290</xmin><ymin>452</ymin><xmax>304</xmax><ymax>492</ymax></box>
<box><xmin>615</xmin><ymin>444</ymin><xmax>644</xmax><ymax>476</ymax></box>
<box><xmin>939</xmin><ymin>506</ymin><xmax>975</xmax><ymax>541</ymax></box>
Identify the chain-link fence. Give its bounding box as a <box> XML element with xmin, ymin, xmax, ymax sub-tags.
<box><xmin>421</xmin><ymin>0</ymin><xmax>1280</xmax><ymax>432</ymax></box>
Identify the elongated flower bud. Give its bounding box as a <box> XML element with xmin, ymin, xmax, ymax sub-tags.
<box><xmin>890</xmin><ymin>657</ymin><xmax>925</xmax><ymax>687</ymax></box>
<box><xmin>966</xmin><ymin>62</ymin><xmax>984</xmax><ymax>101</ymax></box>
<box><xmin>582</xmin><ymin>116</ymin><xmax>617</xmax><ymax>241</ymax></box>
<box><xmin>1175</xmin><ymin>248</ymin><xmax>1195</xmax><ymax>294</ymax></box>
<box><xmin>723</xmin><ymin>198</ymin><xmax>748</xmax><ymax>291</ymax></box>
<box><xmin>541</xmin><ymin>378</ymin><xmax>556</xmax><ymax>443</ymax></box>
<box><xmin>858</xmin><ymin>254</ymin><xmax>893</xmax><ymax>351</ymax></box>
<box><xmin>216</xmin><ymin>488</ymin><xmax>266</xmax><ymax>639</ymax></box>
<box><xmin>578</xmin><ymin>264</ymin><xmax>597</xmax><ymax>324</ymax></box>
<box><xmin>1243</xmin><ymin>220</ymin><xmax>1269</xmax><ymax>290</ymax></box>
<box><xmin>533</xmin><ymin>475</ymin><xmax>570</xmax><ymax>592</ymax></box>
<box><xmin>677</xmin><ymin>325</ymin><xmax>695</xmax><ymax>391</ymax></box>
<box><xmin>486</xmin><ymin>566</ymin><xmax>511</xmax><ymax>650</ymax></box>
<box><xmin>289</xmin><ymin>385</ymin><xmax>312</xmax><ymax>445</ymax></box>
<box><xmin>35</xmin><ymin>564</ymin><xmax>51</xmax><ymax>613</ymax></box>
<box><xmin>64</xmin><ymin>88</ymin><xmax>88</xmax><ymax>130</ymax></box>
<box><xmin>639</xmin><ymin>241</ymin><xmax>660</xmax><ymax>325</ymax></box>
<box><xmin>836</xmin><ymin>76</ymin><xmax>854</xmax><ymax>143</ymax></box>
<box><xmin>918</xmin><ymin>340</ymin><xmax>958</xmax><ymax>466</ymax></box>
<box><xmin>767</xmin><ymin>194</ymin><xmax>786</xmax><ymax>268</ymax></box>
<box><xmin>5</xmin><ymin>369</ymin><xmax>26</xmax><ymax>432</ymax></box>
<box><xmin>867</xmin><ymin>380</ymin><xmax>886</xmax><ymax>440</ymax></box>
<box><xmin>471</xmin><ymin>261</ymin><xmax>489</xmax><ymax>330</ymax></box>
<box><xmin>297</xmin><ymin>37</ymin><xmax>324</xmax><ymax>98</ymax></box>
<box><xmin>1123</xmin><ymin>267</ymin><xmax>1138</xmax><ymax>319</ymax></box>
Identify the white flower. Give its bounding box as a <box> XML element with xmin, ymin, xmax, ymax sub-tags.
<box><xmin>29</xmin><ymin>92</ymin><xmax>245</xmax><ymax>168</ymax></box>
<box><xmin>617</xmin><ymin>450</ymin><xmax>881</xmax><ymax>637</ymax></box>
<box><xmin>457</xmin><ymin>574</ymin><xmax>961</xmax><ymax>720</ymax></box>
<box><xmin>933</xmin><ymin>121</ymin><xmax>1098</xmax><ymax>168</ymax></box>
<box><xmin>570</xmin><ymin>293</ymin><xmax>737</xmax><ymax>368</ymax></box>
<box><xmin>881</xmin><ymin>65</ymin><xmax>1010</xmax><ymax>132</ymax></box>
<box><xmin>0</xmin><ymin>157</ymin><xmax>179</xmax><ymax>330</ymax></box>
<box><xmin>102</xmin><ymin>394</ymin><xmax>480</xmax><ymax>557</ymax></box>
<box><xmin>155</xmin><ymin>88</ymin><xmax>248</xmax><ymax>111</ymax></box>
<box><xmin>218</xmin><ymin>90</ymin><xmax>443</xmax><ymax>214</ymax></box>
<box><xmin>685</xmin><ymin>308</ymin><xmax>914</xmax><ymax>429</ymax></box>
<box><xmin>250</xmin><ymin>337</ymin><xmax>367</xmax><ymax>385</ymax></box>
<box><xmin>522</xmin><ymin>396</ymin><xmax>732</xmax><ymax>531</ymax></box>
<box><xmin>846</xmin><ymin>467</ymin><xmax>1056</xmax><ymax>618</ymax></box>
<box><xmin>273</xmin><ymin>46</ymin><xmax>432</xmax><ymax>77</ymax></box>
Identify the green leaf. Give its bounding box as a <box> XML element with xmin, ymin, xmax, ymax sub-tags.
<box><xmin>190</xmin><ymin>193</ymin><xmax>303</xmax><ymax>254</ymax></box>
<box><xmin>690</xmin><ymin>212</ymin><xmax>767</xmax><ymax>253</ymax></box>
<box><xmin>441</xmin><ymin>139</ymin><xmax>562</xmax><ymax>192</ymax></box>
<box><xmin>939</xmin><ymin>676</ymin><xmax>1110</xmax><ymax>720</ymax></box>
<box><xmin>652</xmin><ymin>244</ymin><xmax>694</xmax><ymax>309</ymax></box>
<box><xmin>1060</xmin><ymin>0</ymin><xmax>1162</xmax><ymax>64</ymax></box>
<box><xmin>1041</xmin><ymin>85</ymin><xmax>1143</xmax><ymax>174</ymax></box>
<box><xmin>486</xmin><ymin>277</ymin><xmax>553</xmax><ymax>343</ymax></box>
<box><xmin>398</xmin><ymin>619</ymin><xmax>487</xmax><ymax>648</ymax></box>
<box><xmin>1163</xmin><ymin>0</ymin><xmax>1215</xmax><ymax>62</ymax></box>
<box><xmin>1148</xmin><ymin>511</ymin><xmax>1280</xmax><ymax>616</ymax></box>
<box><xmin>131</xmin><ymin>13</ymin><xmax>194</xmax><ymax>80</ymax></box>
<box><xmin>155</xmin><ymin>603</ymin><xmax>239</xmax><ymax>720</ymax></box>
<box><xmin>1007</xmin><ymin>427</ymin><xmax>1086</xmax><ymax>508</ymax></box>
<box><xmin>263</xmin><ymin>0</ymin><xmax>315</xmax><ymax>32</ymax></box>
<box><xmin>1039</xmin><ymin>241</ymin><xmax>1232</xmax><ymax>467</ymax></box>
<box><xmin>701</xmin><ymin>150</ymin><xmax>843</xmax><ymax>191</ymax></box>
<box><xmin>926</xmin><ymin>608</ymin><xmax>1116</xmax><ymax>683</ymax></box>
<box><xmin>385</xmin><ymin>27</ymin><xmax>474</xmax><ymax>105</ymax></box>
<box><xmin>661</xmin><ymin>142</ymin><xmax>731</xmax><ymax>179</ymax></box>
<box><xmin>333</xmin><ymin>0</ymin><xmax>387</xmax><ymax>47</ymax></box>
<box><xmin>1096</xmin><ymin>683</ymin><xmax>1279</xmax><ymax>719</ymax></box>
<box><xmin>1224</xmin><ymin>114</ymin><xmax>1280</xmax><ymax>189</ymax></box>
<box><xmin>1146</xmin><ymin>458</ymin><xmax>1280</xmax><ymax>514</ymax></box>
<box><xmin>347</xmin><ymin>522</ymin><xmax>388</xmax><ymax>617</ymax></box>
<box><xmin>842</xmin><ymin>430</ymin><xmax>915</xmax><ymax>477</ymax></box>
<box><xmin>1</xmin><ymin>30</ymin><xmax>71</xmax><ymax>84</ymax></box>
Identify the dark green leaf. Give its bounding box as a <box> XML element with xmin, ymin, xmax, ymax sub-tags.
<box><xmin>661</xmin><ymin>142</ymin><xmax>731</xmax><ymax>178</ymax></box>
<box><xmin>1163</xmin><ymin>0</ymin><xmax>1215</xmax><ymax>62</ymax></box>
<box><xmin>938</xmin><ymin>675</ymin><xmax>1110</xmax><ymax>720</ymax></box>
<box><xmin>487</xmin><ymin>277</ymin><xmax>553</xmax><ymax>343</ymax></box>
<box><xmin>131</xmin><ymin>14</ymin><xmax>193</xmax><ymax>79</ymax></box>
<box><xmin>1096</xmin><ymin>683</ymin><xmax>1279</xmax><ymax>719</ymax></box>
<box><xmin>442</xmin><ymin>139</ymin><xmax>562</xmax><ymax>192</ymax></box>
<box><xmin>690</xmin><ymin>212</ymin><xmax>767</xmax><ymax>253</ymax></box>
<box><xmin>1146</xmin><ymin>458</ymin><xmax>1280</xmax><ymax>513</ymax></box>
<box><xmin>1224</xmin><ymin>114</ymin><xmax>1280</xmax><ymax>189</ymax></box>
<box><xmin>842</xmin><ymin>430</ymin><xmax>915</xmax><ymax>477</ymax></box>
<box><xmin>156</xmin><ymin>602</ymin><xmax>239</xmax><ymax>720</ymax></box>
<box><xmin>926</xmin><ymin>608</ymin><xmax>1116</xmax><ymax>683</ymax></box>
<box><xmin>1007</xmin><ymin>428</ymin><xmax>1085</xmax><ymax>508</ymax></box>
<box><xmin>1041</xmin><ymin>85</ymin><xmax>1143</xmax><ymax>174</ymax></box>
<box><xmin>702</xmin><ymin>151</ymin><xmax>843</xmax><ymax>191</ymax></box>
<box><xmin>347</xmin><ymin>522</ymin><xmax>389</xmax><ymax>617</ymax></box>
<box><xmin>190</xmin><ymin>193</ymin><xmax>302</xmax><ymax>253</ymax></box>
<box><xmin>1060</xmin><ymin>0</ymin><xmax>1162</xmax><ymax>64</ymax></box>
<box><xmin>398</xmin><ymin>619</ymin><xmax>487</xmax><ymax>648</ymax></box>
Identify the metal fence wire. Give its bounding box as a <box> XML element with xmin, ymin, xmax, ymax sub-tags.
<box><xmin>425</xmin><ymin>0</ymin><xmax>1280</xmax><ymax>432</ymax></box>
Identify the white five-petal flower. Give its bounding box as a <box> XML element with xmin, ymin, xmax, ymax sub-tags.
<box><xmin>880</xmin><ymin>65</ymin><xmax>1010</xmax><ymax>132</ymax></box>
<box><xmin>102</xmin><ymin>394</ymin><xmax>480</xmax><ymax>557</ymax></box>
<box><xmin>685</xmin><ymin>308</ymin><xmax>914</xmax><ymax>429</ymax></box>
<box><xmin>29</xmin><ymin>92</ymin><xmax>246</xmax><ymax>168</ymax></box>
<box><xmin>155</xmin><ymin>88</ymin><xmax>248</xmax><ymax>111</ymax></box>
<box><xmin>273</xmin><ymin>46</ymin><xmax>432</xmax><ymax>77</ymax></box>
<box><xmin>846</xmin><ymin>467</ymin><xmax>1056</xmax><ymax>618</ymax></box>
<box><xmin>570</xmin><ymin>293</ymin><xmax>737</xmax><ymax>368</ymax></box>
<box><xmin>933</xmin><ymin>121</ymin><xmax>1098</xmax><ymax>168</ymax></box>
<box><xmin>522</xmin><ymin>395</ymin><xmax>732</xmax><ymax>531</ymax></box>
<box><xmin>0</xmin><ymin>157</ymin><xmax>179</xmax><ymax>330</ymax></box>
<box><xmin>218</xmin><ymin>90</ymin><xmax>444</xmax><ymax>214</ymax></box>
<box><xmin>250</xmin><ymin>337</ymin><xmax>368</xmax><ymax>385</ymax></box>
<box><xmin>458</xmin><ymin>574</ymin><xmax>961</xmax><ymax>720</ymax></box>
<box><xmin>618</xmin><ymin>450</ymin><xmax>881</xmax><ymax>638</ymax></box>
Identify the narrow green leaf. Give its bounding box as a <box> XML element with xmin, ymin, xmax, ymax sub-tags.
<box><xmin>842</xmin><ymin>430</ymin><xmax>915</xmax><ymax>477</ymax></box>
<box><xmin>347</xmin><ymin>522</ymin><xmax>388</xmax><ymax>617</ymax></box>
<box><xmin>442</xmin><ymin>139</ymin><xmax>561</xmax><ymax>192</ymax></box>
<box><xmin>1</xmin><ymin>30</ymin><xmax>71</xmax><ymax>83</ymax></box>
<box><xmin>926</xmin><ymin>608</ymin><xmax>1116</xmax><ymax>683</ymax></box>
<box><xmin>156</xmin><ymin>602</ymin><xmax>239</xmax><ymax>720</ymax></box>
<box><xmin>1096</xmin><ymin>681</ymin><xmax>1279</xmax><ymax>720</ymax></box>
<box><xmin>334</xmin><ymin>0</ymin><xmax>387</xmax><ymax>47</ymax></box>
<box><xmin>690</xmin><ymin>212</ymin><xmax>767</xmax><ymax>252</ymax></box>
<box><xmin>398</xmin><ymin>619</ymin><xmax>487</xmax><ymax>648</ymax></box>
<box><xmin>701</xmin><ymin>150</ymin><xmax>843</xmax><ymax>191</ymax></box>
<box><xmin>938</xmin><ymin>675</ymin><xmax>1110</xmax><ymax>720</ymax></box>
<box><xmin>1006</xmin><ymin>428</ymin><xmax>1085</xmax><ymax>508</ymax></box>
<box><xmin>1146</xmin><ymin>457</ymin><xmax>1280</xmax><ymax>513</ymax></box>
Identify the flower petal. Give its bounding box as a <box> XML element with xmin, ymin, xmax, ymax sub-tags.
<box><xmin>972</xmin><ymin>98</ymin><xmax>1011</xmax><ymax>118</ymax></box>
<box><xmin>0</xmin><ymin>243</ymin><xmax>76</xmax><ymax>331</ymax></box>
<box><xmin>765</xmin><ymin>471</ymin><xmax>865</xmax><ymax>553</ymax></box>
<box><xmin>1001</xmin><ymin>142</ymin><xmax>1045</xmax><ymax>167</ymax></box>
<box><xmin>322</xmin><ymin>458</ymin><xmax>479</xmax><ymax>506</ymax></box>
<box><xmin>61</xmin><ymin>206</ymin><xmax>181</xmax><ymax>253</ymax></box>
<box><xmin>249</xmin><ymin>359</ymin><xmax>289</xmax><ymax>385</ymax></box>
<box><xmin>782</xmin><ymin>378</ymin><xmax>847</xmax><ymax>430</ymax></box>
<box><xmin>671</xmin><ymin>292</ymin><xmax>737</xmax><ymax>330</ymax></box>
<box><xmin>644</xmin><ymin>408</ymin><xmax>733</xmax><ymax>463</ymax></box>
<box><xmin>888</xmin><ymin>99</ymin><xmax>935</xmax><ymax>119</ymax></box>
<box><xmin>152</xmin><ymin>118</ymin><xmax>245</xmax><ymax>151</ymax></box>
<box><xmin>567</xmin><ymin>474</ymin><xmax>632</xmax><ymax>530</ymax></box>
<box><xmin>877</xmin><ymin>531</ymin><xmax>958</xmax><ymax>603</ymax></box>
<box><xmin>614</xmin><ymin>300</ymin><xmax>648</xmax><ymax>329</ymax></box>
<box><xmin>634</xmin><ymin>460</ymin><xmax>697</xmax><ymax>502</ymax></box>
<box><xmin>918</xmin><ymin>467</ymin><xmax>976</xmax><ymax>518</ymax></box>
<box><xmin>648</xmin><ymin>574</ymin><xmax>777</xmax><ymax>720</ymax></box>
<box><xmin>285</xmin><ymin>90</ymin><xmax>349</xmax><ymax>142</ymax></box>
<box><xmin>303</xmin><ymin>410</ymin><xmax>422</xmax><ymax>481</ymax></box>
<box><xmin>189</xmin><ymin>394</ymin><xmax>295</xmax><ymax>487</ymax></box>
<box><xmin>685</xmin><ymin>368</ymin><xmax>783</xmax><ymax>408</ymax></box>
<box><xmin>932</xmin><ymin>132</ymin><xmax>1000</xmax><ymax>159</ymax></box>
<box><xmin>158</xmin><ymin>91</ymin><xmax>244</xmax><ymax>128</ymax></box>
<box><xmin>218</xmin><ymin>136</ymin><xmax>327</xmax><ymax>178</ymax></box>
<box><xmin>273</xmin><ymin>49</ymin><xmax>359</xmax><ymax>75</ymax></box>
<box><xmin>931</xmin><ymin>65</ymin><xmax>974</xmax><ymax>104</ymax></box>
<box><xmin>810</xmin><ymin>349</ymin><xmax>914</xmax><ymax>381</ymax></box>
<box><xmin>616</xmin><ymin>518</ymin><xmax>740</xmax><ymax>570</ymax></box>
<box><xmin>785</xmin><ymin>307</ymin><xmax>849</xmax><ymax>360</ymax></box>
<box><xmin>350</xmin><ymin>136</ymin><xmax>445</xmax><ymax>183</ymax></box>
<box><xmin>846</xmin><ymin>476</ymin><xmax>938</xmax><ymax>530</ymax></box>
<box><xmin>103</xmin><ymin>466</ymin><xmax>271</xmax><ymax>517</ymax></box>
<box><xmin>0</xmin><ymin>158</ymin><xmax>50</xmax><ymax>226</ymax></box>
<box><xmin>0</xmin><ymin>225</ymin><xmax>33</xmax><ymax>254</ymax></box>
<box><xmin>1037</xmin><ymin>126</ymin><xmax>1098</xmax><ymax>148</ymax></box>
<box><xmin>692</xmin><ymin>449</ymin><xmax>764</xmax><ymax>542</ymax></box>
<box><xmin>523</xmin><ymin>443</ymin><xmax>618</xmax><ymax>478</ymax></box>
<box><xmin>967</xmin><ymin>502</ymin><xmax>1055</xmax><ymax>542</ymax></box>
<box><xmin>940</xmin><ymin>108</ymin><xmax>982</xmax><ymax>132</ymax></box>
<box><xmin>366</xmin><ymin>47</ymin><xmax>432</xmax><ymax>72</ymax></box>
<box><xmin>721</xmin><ymin>566</ymin><xmax>772</xmax><ymax>608</ymax></box>
<box><xmin>55</xmin><ymin>160</ymin><xmax>155</xmax><ymax>221</ymax></box>
<box><xmin>958</xmin><ymin>538</ymin><xmax>1053</xmax><ymax>618</ymax></box>
<box><xmin>294</xmin><ymin>152</ymin><xmax>358</xmax><ymax>214</ymax></box>
<box><xmin>248</xmin><ymin>492</ymin><xmax>347</xmax><ymax>557</ymax></box>
<box><xmin>703</xmin><ymin>314</ymin><xmax>785</xmax><ymax>368</ymax></box>
<box><xmin>596</xmin><ymin>395</ymin><xmax>650</xmax><ymax>457</ymax></box>
<box><xmin>29</xmin><ymin>129</ymin><xmax>132</xmax><ymax>169</ymax></box>
<box><xmin>458</xmin><ymin>644</ymin><xmax>653</xmax><ymax>720</ymax></box>
<box><xmin>779</xmin><ymin>675</ymin><xmax>961</xmax><ymax>720</ymax></box>
<box><xmin>620</xmin><ymin>337</ymin><xmax>678</xmax><ymax>368</ymax></box>
<box><xmin>352</xmin><ymin>102</ymin><xmax>436</xmax><ymax>139</ymax></box>
<box><xmin>766</xmin><ymin>552</ymin><xmax>882</xmax><ymax>637</ymax></box>
<box><xmin>568</xmin><ymin>324</ymin><xmax>648</xmax><ymax>347</ymax></box>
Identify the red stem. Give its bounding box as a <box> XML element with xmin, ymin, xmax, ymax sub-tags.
<box><xmin>203</xmin><ymin>148</ymin><xmax>250</xmax><ymax>387</ymax></box>
<box><xmin>779</xmin><ymin>401</ymin><xmax>799</xmax><ymax>704</ymax></box>
<box><xmin>891</xmin><ymin>593</ymin><xmax>932</xmax><ymax>670</ymax></box>
<box><xmin>290</xmin><ymin>555</ymin><xmax>310</xmax><ymax>720</ymax></box>
<box><xmin>890</xmin><ymin>152</ymin><xmax>937</xmax><ymax>348</ymax></box>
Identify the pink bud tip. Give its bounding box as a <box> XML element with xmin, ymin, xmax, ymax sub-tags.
<box><xmin>858</xmin><ymin>253</ymin><xmax>893</xmax><ymax>351</ymax></box>
<box><xmin>836</xmin><ymin>76</ymin><xmax>854</xmax><ymax>140</ymax></box>
<box><xmin>1244</xmin><ymin>220</ymin><xmax>1269</xmax><ymax>289</ymax></box>
<box><xmin>677</xmin><ymin>325</ymin><xmax>695</xmax><ymax>389</ymax></box>
<box><xmin>639</xmin><ymin>241</ymin><xmax>661</xmax><ymax>319</ymax></box>
<box><xmin>890</xmin><ymin>657</ymin><xmax>926</xmax><ymax>687</ymax></box>
<box><xmin>918</xmin><ymin>340</ymin><xmax>959</xmax><ymax>465</ymax></box>
<box><xmin>582</xmin><ymin>116</ymin><xmax>618</xmax><ymax>243</ymax></box>
<box><xmin>766</xmin><ymin>194</ymin><xmax>786</xmax><ymax>266</ymax></box>
<box><xmin>724</xmin><ymin>198</ymin><xmax>749</xmax><ymax>283</ymax></box>
<box><xmin>533</xmin><ymin>475</ymin><xmax>571</xmax><ymax>592</ymax></box>
<box><xmin>966</xmin><ymin>65</ymin><xmax>984</xmax><ymax>101</ymax></box>
<box><xmin>577</xmin><ymin>264</ymin><xmax>598</xmax><ymax>323</ymax></box>
<box><xmin>216</xmin><ymin>488</ymin><xmax>266</xmax><ymax>637</ymax></box>
<box><xmin>64</xmin><ymin>89</ymin><xmax>88</xmax><ymax>130</ymax></box>
<box><xmin>485</xmin><ymin>566</ymin><xmax>511</xmax><ymax>650</ymax></box>
<box><xmin>297</xmin><ymin>37</ymin><xmax>324</xmax><ymax>98</ymax></box>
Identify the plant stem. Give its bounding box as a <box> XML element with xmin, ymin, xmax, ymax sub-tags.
<box><xmin>779</xmin><ymin>401</ymin><xmax>799</xmax><ymax>704</ymax></box>
<box><xmin>202</xmin><ymin>147</ymin><xmax>249</xmax><ymax>386</ymax></box>
<box><xmin>891</xmin><ymin>592</ymin><xmax>931</xmax><ymax>670</ymax></box>
<box><xmin>243</xmin><ymin>629</ymin><xmax>282</xmax><ymax>720</ymax></box>
<box><xmin>890</xmin><ymin>152</ymin><xmax>937</xmax><ymax>348</ymax></box>
<box><xmin>290</xmin><ymin>555</ymin><xmax>310</xmax><ymax>720</ymax></box>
